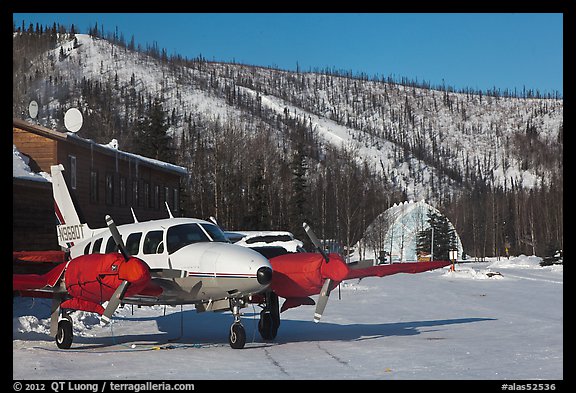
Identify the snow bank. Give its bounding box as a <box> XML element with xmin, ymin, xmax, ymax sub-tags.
<box><xmin>440</xmin><ymin>255</ymin><xmax>563</xmax><ymax>281</ymax></box>
<box><xmin>441</xmin><ymin>265</ymin><xmax>504</xmax><ymax>280</ymax></box>
<box><xmin>488</xmin><ymin>255</ymin><xmax>543</xmax><ymax>269</ymax></box>
<box><xmin>13</xmin><ymin>298</ymin><xmax>106</xmax><ymax>340</ymax></box>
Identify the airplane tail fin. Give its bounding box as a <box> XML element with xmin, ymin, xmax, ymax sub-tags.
<box><xmin>51</xmin><ymin>164</ymin><xmax>91</xmax><ymax>248</ymax></box>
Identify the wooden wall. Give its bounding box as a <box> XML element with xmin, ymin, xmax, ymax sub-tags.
<box><xmin>13</xmin><ymin>120</ymin><xmax>185</xmax><ymax>251</ymax></box>
<box><xmin>13</xmin><ymin>126</ymin><xmax>59</xmax><ymax>173</ymax></box>
<box><xmin>13</xmin><ymin>178</ymin><xmax>58</xmax><ymax>251</ymax></box>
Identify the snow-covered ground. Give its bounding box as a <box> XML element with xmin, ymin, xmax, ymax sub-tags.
<box><xmin>13</xmin><ymin>256</ymin><xmax>562</xmax><ymax>380</ymax></box>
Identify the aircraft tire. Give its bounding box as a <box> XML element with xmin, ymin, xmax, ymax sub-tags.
<box><xmin>258</xmin><ymin>311</ymin><xmax>275</xmax><ymax>340</ymax></box>
<box><xmin>258</xmin><ymin>291</ymin><xmax>280</xmax><ymax>340</ymax></box>
<box><xmin>56</xmin><ymin>319</ymin><xmax>73</xmax><ymax>349</ymax></box>
<box><xmin>229</xmin><ymin>322</ymin><xmax>246</xmax><ymax>349</ymax></box>
<box><xmin>269</xmin><ymin>291</ymin><xmax>280</xmax><ymax>331</ymax></box>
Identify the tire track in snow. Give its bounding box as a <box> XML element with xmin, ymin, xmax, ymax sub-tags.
<box><xmin>502</xmin><ymin>273</ymin><xmax>562</xmax><ymax>284</ymax></box>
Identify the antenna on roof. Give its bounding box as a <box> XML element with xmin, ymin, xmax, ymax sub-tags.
<box><xmin>165</xmin><ymin>202</ymin><xmax>174</xmax><ymax>218</ymax></box>
<box><xmin>130</xmin><ymin>207</ymin><xmax>139</xmax><ymax>223</ymax></box>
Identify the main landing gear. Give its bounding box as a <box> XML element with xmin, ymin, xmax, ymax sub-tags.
<box><xmin>227</xmin><ymin>292</ymin><xmax>281</xmax><ymax>349</ymax></box>
<box><xmin>50</xmin><ymin>298</ymin><xmax>74</xmax><ymax>349</ymax></box>
<box><xmin>258</xmin><ymin>291</ymin><xmax>280</xmax><ymax>341</ymax></box>
<box><xmin>56</xmin><ymin>315</ymin><xmax>73</xmax><ymax>349</ymax></box>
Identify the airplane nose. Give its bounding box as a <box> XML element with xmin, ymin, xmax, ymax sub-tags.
<box><xmin>257</xmin><ymin>266</ymin><xmax>273</xmax><ymax>285</ymax></box>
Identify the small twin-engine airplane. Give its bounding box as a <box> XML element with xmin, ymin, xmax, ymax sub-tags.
<box><xmin>14</xmin><ymin>164</ymin><xmax>450</xmax><ymax>349</ymax></box>
<box><xmin>13</xmin><ymin>164</ymin><xmax>272</xmax><ymax>349</ymax></box>
<box><xmin>249</xmin><ymin>223</ymin><xmax>451</xmax><ymax>341</ymax></box>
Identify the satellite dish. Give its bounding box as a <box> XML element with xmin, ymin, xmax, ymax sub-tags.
<box><xmin>64</xmin><ymin>108</ymin><xmax>83</xmax><ymax>133</ymax></box>
<box><xmin>28</xmin><ymin>101</ymin><xmax>38</xmax><ymax>119</ymax></box>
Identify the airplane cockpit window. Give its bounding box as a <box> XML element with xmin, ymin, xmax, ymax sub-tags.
<box><xmin>200</xmin><ymin>224</ymin><xmax>230</xmax><ymax>243</ymax></box>
<box><xmin>143</xmin><ymin>230</ymin><xmax>164</xmax><ymax>254</ymax></box>
<box><xmin>167</xmin><ymin>224</ymin><xmax>210</xmax><ymax>254</ymax></box>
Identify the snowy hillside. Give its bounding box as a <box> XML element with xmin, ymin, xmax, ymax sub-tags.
<box><xmin>13</xmin><ymin>31</ymin><xmax>563</xmax><ymax>257</ymax></box>
<box><xmin>14</xmin><ymin>33</ymin><xmax>562</xmax><ymax>201</ymax></box>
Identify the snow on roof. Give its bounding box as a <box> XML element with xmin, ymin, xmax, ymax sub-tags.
<box><xmin>13</xmin><ymin>119</ymin><xmax>188</xmax><ymax>179</ymax></box>
<box><xmin>65</xmin><ymin>132</ymin><xmax>188</xmax><ymax>175</ymax></box>
<box><xmin>226</xmin><ymin>230</ymin><xmax>304</xmax><ymax>252</ymax></box>
<box><xmin>13</xmin><ymin>145</ymin><xmax>51</xmax><ymax>182</ymax></box>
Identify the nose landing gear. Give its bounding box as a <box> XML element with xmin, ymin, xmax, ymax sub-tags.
<box><xmin>228</xmin><ymin>298</ymin><xmax>246</xmax><ymax>349</ymax></box>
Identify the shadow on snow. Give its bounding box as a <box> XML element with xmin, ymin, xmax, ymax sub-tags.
<box><xmin>14</xmin><ymin>305</ymin><xmax>495</xmax><ymax>349</ymax></box>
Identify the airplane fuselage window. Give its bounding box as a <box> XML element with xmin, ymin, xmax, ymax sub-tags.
<box><xmin>93</xmin><ymin>238</ymin><xmax>103</xmax><ymax>253</ymax></box>
<box><xmin>143</xmin><ymin>230</ymin><xmax>164</xmax><ymax>254</ymax></box>
<box><xmin>126</xmin><ymin>232</ymin><xmax>142</xmax><ymax>255</ymax></box>
<box><xmin>79</xmin><ymin>222</ymin><xmax>230</xmax><ymax>256</ymax></box>
<box><xmin>105</xmin><ymin>236</ymin><xmax>117</xmax><ymax>253</ymax></box>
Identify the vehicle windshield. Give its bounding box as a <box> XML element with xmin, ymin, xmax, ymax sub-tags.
<box><xmin>166</xmin><ymin>224</ymin><xmax>210</xmax><ymax>254</ymax></box>
<box><xmin>166</xmin><ymin>223</ymin><xmax>230</xmax><ymax>254</ymax></box>
<box><xmin>245</xmin><ymin>234</ymin><xmax>293</xmax><ymax>244</ymax></box>
<box><xmin>200</xmin><ymin>223</ymin><xmax>230</xmax><ymax>243</ymax></box>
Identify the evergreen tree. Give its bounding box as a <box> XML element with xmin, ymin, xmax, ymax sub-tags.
<box><xmin>416</xmin><ymin>211</ymin><xmax>456</xmax><ymax>260</ymax></box>
<box><xmin>134</xmin><ymin>97</ymin><xmax>172</xmax><ymax>162</ymax></box>
<box><xmin>289</xmin><ymin>142</ymin><xmax>309</xmax><ymax>242</ymax></box>
<box><xmin>243</xmin><ymin>158</ymin><xmax>270</xmax><ymax>229</ymax></box>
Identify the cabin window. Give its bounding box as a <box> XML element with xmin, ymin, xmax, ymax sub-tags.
<box><xmin>126</xmin><ymin>232</ymin><xmax>142</xmax><ymax>255</ymax></box>
<box><xmin>166</xmin><ymin>224</ymin><xmax>210</xmax><ymax>254</ymax></box>
<box><xmin>68</xmin><ymin>155</ymin><xmax>77</xmax><ymax>190</ymax></box>
<box><xmin>90</xmin><ymin>170</ymin><xmax>99</xmax><ymax>203</ymax></box>
<box><xmin>132</xmin><ymin>179</ymin><xmax>139</xmax><ymax>207</ymax></box>
<box><xmin>173</xmin><ymin>188</ymin><xmax>179</xmax><ymax>213</ymax></box>
<box><xmin>143</xmin><ymin>230</ymin><xmax>164</xmax><ymax>254</ymax></box>
<box><xmin>164</xmin><ymin>186</ymin><xmax>169</xmax><ymax>206</ymax></box>
<box><xmin>153</xmin><ymin>184</ymin><xmax>160</xmax><ymax>210</ymax></box>
<box><xmin>119</xmin><ymin>177</ymin><xmax>127</xmax><ymax>206</ymax></box>
<box><xmin>83</xmin><ymin>242</ymin><xmax>91</xmax><ymax>255</ymax></box>
<box><xmin>105</xmin><ymin>173</ymin><xmax>114</xmax><ymax>205</ymax></box>
<box><xmin>143</xmin><ymin>181</ymin><xmax>150</xmax><ymax>208</ymax></box>
<box><xmin>92</xmin><ymin>238</ymin><xmax>103</xmax><ymax>253</ymax></box>
<box><xmin>105</xmin><ymin>236</ymin><xmax>117</xmax><ymax>253</ymax></box>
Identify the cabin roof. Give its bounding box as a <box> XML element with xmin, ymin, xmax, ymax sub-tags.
<box><xmin>13</xmin><ymin>118</ymin><xmax>188</xmax><ymax>176</ymax></box>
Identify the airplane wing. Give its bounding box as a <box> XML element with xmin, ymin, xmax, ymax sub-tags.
<box><xmin>344</xmin><ymin>260</ymin><xmax>451</xmax><ymax>280</ymax></box>
<box><xmin>13</xmin><ymin>250</ymin><xmax>66</xmax><ymax>263</ymax></box>
<box><xmin>13</xmin><ymin>263</ymin><xmax>67</xmax><ymax>292</ymax></box>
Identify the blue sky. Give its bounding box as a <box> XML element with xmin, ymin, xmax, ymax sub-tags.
<box><xmin>13</xmin><ymin>13</ymin><xmax>563</xmax><ymax>96</ymax></box>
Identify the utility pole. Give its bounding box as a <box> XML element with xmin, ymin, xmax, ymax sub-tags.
<box><xmin>430</xmin><ymin>226</ymin><xmax>434</xmax><ymax>261</ymax></box>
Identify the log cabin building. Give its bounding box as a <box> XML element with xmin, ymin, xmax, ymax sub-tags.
<box><xmin>13</xmin><ymin>118</ymin><xmax>188</xmax><ymax>251</ymax></box>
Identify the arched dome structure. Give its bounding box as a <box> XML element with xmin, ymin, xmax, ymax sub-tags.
<box><xmin>355</xmin><ymin>200</ymin><xmax>463</xmax><ymax>263</ymax></box>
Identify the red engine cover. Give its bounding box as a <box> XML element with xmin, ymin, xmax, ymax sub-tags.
<box><xmin>64</xmin><ymin>253</ymin><xmax>150</xmax><ymax>304</ymax></box>
<box><xmin>270</xmin><ymin>252</ymin><xmax>349</xmax><ymax>298</ymax></box>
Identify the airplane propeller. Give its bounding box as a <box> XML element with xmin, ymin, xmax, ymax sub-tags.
<box><xmin>106</xmin><ymin>214</ymin><xmax>130</xmax><ymax>261</ymax></box>
<box><xmin>302</xmin><ymin>222</ymin><xmax>348</xmax><ymax>323</ymax></box>
<box><xmin>102</xmin><ymin>215</ymin><xmax>186</xmax><ymax>321</ymax></box>
<box><xmin>102</xmin><ymin>215</ymin><xmax>135</xmax><ymax>321</ymax></box>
